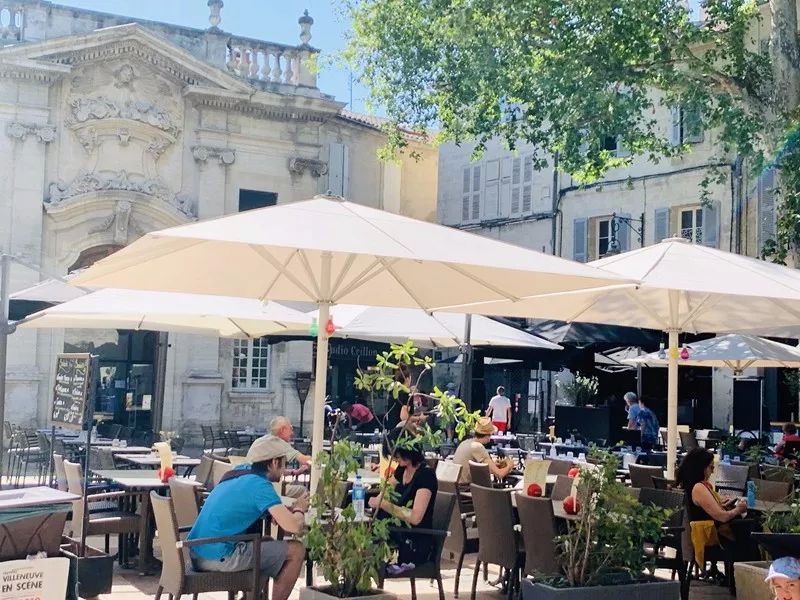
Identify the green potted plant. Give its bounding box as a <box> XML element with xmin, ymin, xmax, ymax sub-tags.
<box><xmin>303</xmin><ymin>342</ymin><xmax>478</xmax><ymax>599</ymax></box>
<box><xmin>522</xmin><ymin>450</ymin><xmax>679</xmax><ymax>599</ymax></box>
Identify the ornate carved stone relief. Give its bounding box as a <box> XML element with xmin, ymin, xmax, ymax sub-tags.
<box><xmin>89</xmin><ymin>199</ymin><xmax>134</xmax><ymax>244</ymax></box>
<box><xmin>6</xmin><ymin>122</ymin><xmax>56</xmax><ymax>143</ymax></box>
<box><xmin>46</xmin><ymin>170</ymin><xmax>195</xmax><ymax>218</ymax></box>
<box><xmin>288</xmin><ymin>157</ymin><xmax>328</xmax><ymax>178</ymax></box>
<box><xmin>68</xmin><ymin>96</ymin><xmax>181</xmax><ymax>137</ymax></box>
<box><xmin>192</xmin><ymin>145</ymin><xmax>236</xmax><ymax>165</ymax></box>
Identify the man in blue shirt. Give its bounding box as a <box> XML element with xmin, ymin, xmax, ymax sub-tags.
<box><xmin>188</xmin><ymin>436</ymin><xmax>308</xmax><ymax>600</ymax></box>
<box><xmin>637</xmin><ymin>397</ymin><xmax>660</xmax><ymax>451</ymax></box>
<box><xmin>625</xmin><ymin>392</ymin><xmax>641</xmax><ymax>429</ymax></box>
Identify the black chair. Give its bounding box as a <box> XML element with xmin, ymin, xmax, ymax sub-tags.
<box><xmin>380</xmin><ymin>492</ymin><xmax>455</xmax><ymax>600</ymax></box>
<box><xmin>639</xmin><ymin>488</ymin><xmax>687</xmax><ymax>598</ymax></box>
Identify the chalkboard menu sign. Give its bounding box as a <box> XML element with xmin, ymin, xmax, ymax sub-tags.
<box><xmin>52</xmin><ymin>353</ymin><xmax>92</xmax><ymax>430</ymax></box>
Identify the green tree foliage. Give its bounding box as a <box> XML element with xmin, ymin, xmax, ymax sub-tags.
<box><xmin>342</xmin><ymin>0</ymin><xmax>800</xmax><ymax>256</ymax></box>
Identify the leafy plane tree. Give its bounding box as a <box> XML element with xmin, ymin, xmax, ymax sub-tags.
<box><xmin>343</xmin><ymin>0</ymin><xmax>800</xmax><ymax>252</ymax></box>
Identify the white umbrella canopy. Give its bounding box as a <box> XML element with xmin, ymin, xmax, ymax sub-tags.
<box><xmin>323</xmin><ymin>304</ymin><xmax>562</xmax><ymax>349</ymax></box>
<box><xmin>9</xmin><ymin>277</ymin><xmax>86</xmax><ymax>304</ymax></box>
<box><xmin>627</xmin><ymin>333</ymin><xmax>800</xmax><ymax>373</ymax></box>
<box><xmin>71</xmin><ymin>195</ymin><xmax>627</xmax><ymax>488</ymax></box>
<box><xmin>18</xmin><ymin>288</ymin><xmax>310</xmax><ymax>338</ymax></box>
<box><xmin>441</xmin><ymin>237</ymin><xmax>800</xmax><ymax>478</ymax></box>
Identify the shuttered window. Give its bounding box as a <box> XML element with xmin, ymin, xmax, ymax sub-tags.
<box><xmin>758</xmin><ymin>168</ymin><xmax>776</xmax><ymax>253</ymax></box>
<box><xmin>573</xmin><ymin>218</ymin><xmax>588</xmax><ymax>263</ymax></box>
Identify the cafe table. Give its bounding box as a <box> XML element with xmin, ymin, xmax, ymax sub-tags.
<box><xmin>91</xmin><ymin>469</ymin><xmax>199</xmax><ymax>573</ymax></box>
<box><xmin>346</xmin><ymin>468</ymin><xmax>381</xmax><ymax>486</ymax></box>
<box><xmin>98</xmin><ymin>445</ymin><xmax>153</xmax><ymax>455</ymax></box>
<box><xmin>0</xmin><ymin>487</ymin><xmax>80</xmax><ymax>560</ymax></box>
<box><xmin>116</xmin><ymin>453</ymin><xmax>200</xmax><ymax>473</ymax></box>
<box><xmin>62</xmin><ymin>437</ymin><xmax>115</xmax><ymax>448</ymax></box>
<box><xmin>746</xmin><ymin>500</ymin><xmax>793</xmax><ymax>514</ymax></box>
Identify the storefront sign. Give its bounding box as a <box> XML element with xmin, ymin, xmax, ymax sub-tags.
<box><xmin>328</xmin><ymin>340</ymin><xmax>387</xmax><ymax>361</ymax></box>
<box><xmin>0</xmin><ymin>557</ymin><xmax>69</xmax><ymax>600</ymax></box>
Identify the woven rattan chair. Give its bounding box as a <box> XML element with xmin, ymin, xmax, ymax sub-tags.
<box><xmin>468</xmin><ymin>461</ymin><xmax>492</xmax><ymax>487</ymax></box>
<box><xmin>151</xmin><ymin>491</ymin><xmax>265</xmax><ymax>600</ymax></box>
<box><xmin>550</xmin><ymin>475</ymin><xmax>573</xmax><ymax>502</ymax></box>
<box><xmin>629</xmin><ymin>464</ymin><xmax>664</xmax><ymax>489</ymax></box>
<box><xmin>470</xmin><ymin>483</ymin><xmax>522</xmax><ymax>600</ymax></box>
<box><xmin>546</xmin><ymin>459</ymin><xmax>574</xmax><ymax>476</ymax></box>
<box><xmin>755</xmin><ymin>478</ymin><xmax>792</xmax><ymax>502</ymax></box>
<box><xmin>439</xmin><ymin>468</ymin><xmax>480</xmax><ymax>598</ymax></box>
<box><xmin>516</xmin><ymin>493</ymin><xmax>559</xmax><ymax>577</ymax></box>
<box><xmin>169</xmin><ymin>477</ymin><xmax>200</xmax><ymax>529</ymax></box>
<box><xmin>380</xmin><ymin>492</ymin><xmax>455</xmax><ymax>600</ymax></box>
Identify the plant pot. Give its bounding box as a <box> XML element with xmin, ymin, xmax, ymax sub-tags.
<box><xmin>299</xmin><ymin>585</ymin><xmax>396</xmax><ymax>600</ymax></box>
<box><xmin>520</xmin><ymin>577</ymin><xmax>680</xmax><ymax>600</ymax></box>
<box><xmin>752</xmin><ymin>532</ymin><xmax>800</xmax><ymax>559</ymax></box>
<box><xmin>60</xmin><ymin>537</ymin><xmax>114</xmax><ymax>600</ymax></box>
<box><xmin>733</xmin><ymin>561</ymin><xmax>772</xmax><ymax>600</ymax></box>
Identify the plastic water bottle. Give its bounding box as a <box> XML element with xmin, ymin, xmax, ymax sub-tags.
<box><xmin>722</xmin><ymin>455</ymin><xmax>731</xmax><ymax>464</ymax></box>
<box><xmin>746</xmin><ymin>481</ymin><xmax>756</xmax><ymax>508</ymax></box>
<box><xmin>352</xmin><ymin>475</ymin><xmax>365</xmax><ymax>520</ymax></box>
<box><xmin>549</xmin><ymin>444</ymin><xmax>557</xmax><ymax>459</ymax></box>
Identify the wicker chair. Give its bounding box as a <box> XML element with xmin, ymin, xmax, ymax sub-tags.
<box><xmin>380</xmin><ymin>492</ymin><xmax>455</xmax><ymax>600</ymax></box>
<box><xmin>63</xmin><ymin>460</ymin><xmax>142</xmax><ymax>562</ymax></box>
<box><xmin>639</xmin><ymin>488</ymin><xmax>687</xmax><ymax>599</ymax></box>
<box><xmin>516</xmin><ymin>494</ymin><xmax>559</xmax><ymax>577</ymax></box>
<box><xmin>546</xmin><ymin>459</ymin><xmax>574</xmax><ymax>476</ymax></box>
<box><xmin>754</xmin><ymin>478</ymin><xmax>792</xmax><ymax>502</ymax></box>
<box><xmin>439</xmin><ymin>468</ymin><xmax>480</xmax><ymax>599</ymax></box>
<box><xmin>169</xmin><ymin>477</ymin><xmax>200</xmax><ymax>529</ymax></box>
<box><xmin>468</xmin><ymin>461</ymin><xmax>492</xmax><ymax>487</ymax></box>
<box><xmin>151</xmin><ymin>491</ymin><xmax>265</xmax><ymax>600</ymax></box>
<box><xmin>53</xmin><ymin>454</ymin><xmax>68</xmax><ymax>492</ymax></box>
<box><xmin>470</xmin><ymin>483</ymin><xmax>522</xmax><ymax>600</ymax></box>
<box><xmin>550</xmin><ymin>475</ymin><xmax>573</xmax><ymax>502</ymax></box>
<box><xmin>629</xmin><ymin>464</ymin><xmax>664</xmax><ymax>489</ymax></box>
<box><xmin>208</xmin><ymin>460</ymin><xmax>234</xmax><ymax>491</ymax></box>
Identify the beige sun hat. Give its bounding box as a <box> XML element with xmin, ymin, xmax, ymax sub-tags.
<box><xmin>246</xmin><ymin>436</ymin><xmax>289</xmax><ymax>463</ymax></box>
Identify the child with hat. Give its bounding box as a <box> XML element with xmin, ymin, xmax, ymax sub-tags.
<box><xmin>766</xmin><ymin>557</ymin><xmax>800</xmax><ymax>600</ymax></box>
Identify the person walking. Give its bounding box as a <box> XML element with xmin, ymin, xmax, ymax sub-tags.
<box><xmin>637</xmin><ymin>396</ymin><xmax>660</xmax><ymax>451</ymax></box>
<box><xmin>486</xmin><ymin>386</ymin><xmax>511</xmax><ymax>433</ymax></box>
<box><xmin>624</xmin><ymin>392</ymin><xmax>641</xmax><ymax>430</ymax></box>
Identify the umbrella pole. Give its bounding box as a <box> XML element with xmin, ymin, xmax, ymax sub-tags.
<box><xmin>310</xmin><ymin>253</ymin><xmax>332</xmax><ymax>493</ymax></box>
<box><xmin>667</xmin><ymin>329</ymin><xmax>679</xmax><ymax>480</ymax></box>
<box><xmin>0</xmin><ymin>254</ymin><xmax>10</xmax><ymax>489</ymax></box>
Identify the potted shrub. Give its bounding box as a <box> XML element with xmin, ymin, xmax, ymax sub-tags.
<box><xmin>522</xmin><ymin>450</ymin><xmax>679</xmax><ymax>599</ymax></box>
<box><xmin>753</xmin><ymin>495</ymin><xmax>800</xmax><ymax>558</ymax></box>
<box><xmin>303</xmin><ymin>341</ymin><xmax>478</xmax><ymax>599</ymax></box>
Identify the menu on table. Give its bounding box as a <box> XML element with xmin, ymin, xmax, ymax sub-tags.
<box><xmin>51</xmin><ymin>353</ymin><xmax>92</xmax><ymax>430</ymax></box>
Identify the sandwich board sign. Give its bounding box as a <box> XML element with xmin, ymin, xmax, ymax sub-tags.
<box><xmin>51</xmin><ymin>353</ymin><xmax>92</xmax><ymax>430</ymax></box>
<box><xmin>0</xmin><ymin>557</ymin><xmax>69</xmax><ymax>600</ymax></box>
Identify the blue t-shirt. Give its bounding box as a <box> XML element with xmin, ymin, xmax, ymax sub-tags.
<box><xmin>188</xmin><ymin>465</ymin><xmax>282</xmax><ymax>561</ymax></box>
<box><xmin>638</xmin><ymin>407</ymin><xmax>660</xmax><ymax>443</ymax></box>
<box><xmin>627</xmin><ymin>403</ymin><xmax>641</xmax><ymax>424</ymax></box>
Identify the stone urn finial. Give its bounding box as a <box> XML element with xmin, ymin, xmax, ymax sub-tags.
<box><xmin>299</xmin><ymin>9</ymin><xmax>314</xmax><ymax>45</ymax></box>
<box><xmin>208</xmin><ymin>0</ymin><xmax>224</xmax><ymax>30</ymax></box>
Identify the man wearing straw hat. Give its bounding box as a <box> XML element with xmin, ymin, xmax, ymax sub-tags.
<box><xmin>452</xmin><ymin>416</ymin><xmax>513</xmax><ymax>484</ymax></box>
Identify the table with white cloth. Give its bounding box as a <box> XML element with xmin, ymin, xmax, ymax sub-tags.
<box><xmin>0</xmin><ymin>487</ymin><xmax>80</xmax><ymax>560</ymax></box>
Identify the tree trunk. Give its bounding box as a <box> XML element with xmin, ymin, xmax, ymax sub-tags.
<box><xmin>770</xmin><ymin>0</ymin><xmax>800</xmax><ymax>115</ymax></box>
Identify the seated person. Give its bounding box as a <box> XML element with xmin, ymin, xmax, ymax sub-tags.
<box><xmin>251</xmin><ymin>416</ymin><xmax>311</xmax><ymax>499</ymax></box>
<box><xmin>341</xmin><ymin>402</ymin><xmax>380</xmax><ymax>432</ymax></box>
<box><xmin>765</xmin><ymin>556</ymin><xmax>800</xmax><ymax>600</ymax></box>
<box><xmin>188</xmin><ymin>437</ymin><xmax>308</xmax><ymax>600</ymax></box>
<box><xmin>452</xmin><ymin>416</ymin><xmax>513</xmax><ymax>484</ymax></box>
<box><xmin>370</xmin><ymin>429</ymin><xmax>438</xmax><ymax>569</ymax></box>
<box><xmin>676</xmin><ymin>448</ymin><xmax>749</xmax><ymax>577</ymax></box>
<box><xmin>775</xmin><ymin>423</ymin><xmax>800</xmax><ymax>458</ymax></box>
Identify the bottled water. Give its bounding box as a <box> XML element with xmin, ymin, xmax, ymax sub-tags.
<box><xmin>352</xmin><ymin>474</ymin><xmax>365</xmax><ymax>520</ymax></box>
<box><xmin>746</xmin><ymin>480</ymin><xmax>756</xmax><ymax>508</ymax></box>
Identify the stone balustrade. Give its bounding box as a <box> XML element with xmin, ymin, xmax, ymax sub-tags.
<box><xmin>0</xmin><ymin>2</ymin><xmax>24</xmax><ymax>41</ymax></box>
<box><xmin>226</xmin><ymin>38</ymin><xmax>316</xmax><ymax>87</ymax></box>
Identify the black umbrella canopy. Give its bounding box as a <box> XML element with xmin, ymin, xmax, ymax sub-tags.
<box><xmin>528</xmin><ymin>319</ymin><xmax>662</xmax><ymax>348</ymax></box>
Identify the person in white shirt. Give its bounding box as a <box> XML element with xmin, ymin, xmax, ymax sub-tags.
<box><xmin>486</xmin><ymin>386</ymin><xmax>512</xmax><ymax>433</ymax></box>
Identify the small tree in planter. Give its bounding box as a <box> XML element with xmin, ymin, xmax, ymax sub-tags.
<box><xmin>523</xmin><ymin>449</ymin><xmax>678</xmax><ymax>599</ymax></box>
<box><xmin>555</xmin><ymin>373</ymin><xmax>599</xmax><ymax>407</ymax></box>
<box><xmin>303</xmin><ymin>342</ymin><xmax>479</xmax><ymax>599</ymax></box>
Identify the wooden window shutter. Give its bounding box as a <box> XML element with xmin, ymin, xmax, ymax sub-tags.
<box><xmin>758</xmin><ymin>167</ymin><xmax>776</xmax><ymax>253</ymax></box>
<box><xmin>654</xmin><ymin>207</ymin><xmax>670</xmax><ymax>242</ymax></box>
<box><xmin>573</xmin><ymin>218</ymin><xmax>588</xmax><ymax>263</ymax></box>
<box><xmin>702</xmin><ymin>201</ymin><xmax>720</xmax><ymax>248</ymax></box>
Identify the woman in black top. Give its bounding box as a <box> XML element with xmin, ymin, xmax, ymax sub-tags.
<box><xmin>370</xmin><ymin>430</ymin><xmax>438</xmax><ymax>564</ymax></box>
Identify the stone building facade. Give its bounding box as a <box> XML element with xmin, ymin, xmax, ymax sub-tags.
<box><xmin>0</xmin><ymin>1</ymin><xmax>438</xmax><ymax>437</ymax></box>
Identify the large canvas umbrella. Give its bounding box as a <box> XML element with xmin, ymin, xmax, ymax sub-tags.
<box><xmin>441</xmin><ymin>237</ymin><xmax>800</xmax><ymax>478</ymax></box>
<box><xmin>71</xmin><ymin>195</ymin><xmax>627</xmax><ymax>487</ymax></box>
<box><xmin>320</xmin><ymin>304</ymin><xmax>562</xmax><ymax>349</ymax></box>
<box><xmin>627</xmin><ymin>333</ymin><xmax>800</xmax><ymax>437</ymax></box>
<box><xmin>17</xmin><ymin>288</ymin><xmax>310</xmax><ymax>338</ymax></box>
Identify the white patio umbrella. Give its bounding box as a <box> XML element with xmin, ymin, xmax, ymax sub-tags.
<box><xmin>321</xmin><ymin>304</ymin><xmax>562</xmax><ymax>349</ymax></box>
<box><xmin>440</xmin><ymin>237</ymin><xmax>800</xmax><ymax>478</ymax></box>
<box><xmin>626</xmin><ymin>333</ymin><xmax>800</xmax><ymax>437</ymax></box>
<box><xmin>71</xmin><ymin>195</ymin><xmax>628</xmax><ymax>488</ymax></box>
<box><xmin>16</xmin><ymin>288</ymin><xmax>311</xmax><ymax>338</ymax></box>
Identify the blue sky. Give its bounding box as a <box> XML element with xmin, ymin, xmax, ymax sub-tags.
<box><xmin>59</xmin><ymin>0</ymin><xmax>373</xmax><ymax>113</ymax></box>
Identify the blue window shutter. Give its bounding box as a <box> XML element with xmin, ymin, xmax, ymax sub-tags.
<box><xmin>573</xmin><ymin>218</ymin><xmax>588</xmax><ymax>263</ymax></box>
<box><xmin>702</xmin><ymin>201</ymin><xmax>720</xmax><ymax>248</ymax></box>
<box><xmin>654</xmin><ymin>207</ymin><xmax>670</xmax><ymax>242</ymax></box>
<box><xmin>618</xmin><ymin>213</ymin><xmax>632</xmax><ymax>251</ymax></box>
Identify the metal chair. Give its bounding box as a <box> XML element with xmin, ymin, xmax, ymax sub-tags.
<box><xmin>380</xmin><ymin>492</ymin><xmax>455</xmax><ymax>600</ymax></box>
<box><xmin>516</xmin><ymin>493</ymin><xmax>560</xmax><ymax>577</ymax></box>
<box><xmin>150</xmin><ymin>491</ymin><xmax>265</xmax><ymax>599</ymax></box>
<box><xmin>470</xmin><ymin>483</ymin><xmax>522</xmax><ymax>600</ymax></box>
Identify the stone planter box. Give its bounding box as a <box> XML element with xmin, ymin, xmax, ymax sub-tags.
<box><xmin>733</xmin><ymin>561</ymin><xmax>772</xmax><ymax>600</ymax></box>
<box><xmin>521</xmin><ymin>577</ymin><xmax>680</xmax><ymax>600</ymax></box>
<box><xmin>299</xmin><ymin>586</ymin><xmax>396</xmax><ymax>600</ymax></box>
